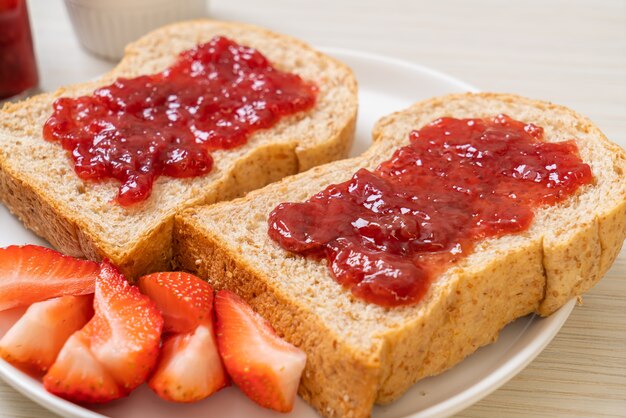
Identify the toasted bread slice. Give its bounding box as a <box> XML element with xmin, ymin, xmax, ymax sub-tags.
<box><xmin>173</xmin><ymin>93</ymin><xmax>626</xmax><ymax>418</ymax></box>
<box><xmin>0</xmin><ymin>20</ymin><xmax>357</xmax><ymax>278</ymax></box>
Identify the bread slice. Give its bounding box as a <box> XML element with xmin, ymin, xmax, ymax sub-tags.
<box><xmin>173</xmin><ymin>93</ymin><xmax>626</xmax><ymax>418</ymax></box>
<box><xmin>0</xmin><ymin>20</ymin><xmax>357</xmax><ymax>278</ymax></box>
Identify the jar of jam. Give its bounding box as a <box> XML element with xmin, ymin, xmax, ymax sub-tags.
<box><xmin>0</xmin><ymin>0</ymin><xmax>38</xmax><ymax>101</ymax></box>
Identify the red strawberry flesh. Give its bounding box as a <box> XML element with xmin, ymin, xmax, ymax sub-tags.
<box><xmin>0</xmin><ymin>245</ymin><xmax>99</xmax><ymax>311</ymax></box>
<box><xmin>138</xmin><ymin>271</ymin><xmax>214</xmax><ymax>334</ymax></box>
<box><xmin>215</xmin><ymin>290</ymin><xmax>306</xmax><ymax>413</ymax></box>
<box><xmin>43</xmin><ymin>261</ymin><xmax>163</xmax><ymax>403</ymax></box>
<box><xmin>0</xmin><ymin>294</ymin><xmax>93</xmax><ymax>374</ymax></box>
<box><xmin>44</xmin><ymin>332</ymin><xmax>122</xmax><ymax>404</ymax></box>
<box><xmin>149</xmin><ymin>319</ymin><xmax>228</xmax><ymax>402</ymax></box>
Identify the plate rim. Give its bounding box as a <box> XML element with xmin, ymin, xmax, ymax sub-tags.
<box><xmin>319</xmin><ymin>46</ymin><xmax>479</xmax><ymax>94</ymax></box>
<box><xmin>0</xmin><ymin>47</ymin><xmax>573</xmax><ymax>418</ymax></box>
<box><xmin>405</xmin><ymin>299</ymin><xmax>575</xmax><ymax>418</ymax></box>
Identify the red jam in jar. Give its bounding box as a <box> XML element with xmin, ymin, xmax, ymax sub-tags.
<box><xmin>268</xmin><ymin>115</ymin><xmax>593</xmax><ymax>307</ymax></box>
<box><xmin>0</xmin><ymin>0</ymin><xmax>38</xmax><ymax>100</ymax></box>
<box><xmin>43</xmin><ymin>36</ymin><xmax>317</xmax><ymax>206</ymax></box>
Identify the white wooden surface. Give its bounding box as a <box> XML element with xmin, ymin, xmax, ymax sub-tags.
<box><xmin>1</xmin><ymin>0</ymin><xmax>625</xmax><ymax>417</ymax></box>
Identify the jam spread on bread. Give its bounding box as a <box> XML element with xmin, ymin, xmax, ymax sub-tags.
<box><xmin>268</xmin><ymin>115</ymin><xmax>593</xmax><ymax>307</ymax></box>
<box><xmin>42</xmin><ymin>36</ymin><xmax>317</xmax><ymax>206</ymax></box>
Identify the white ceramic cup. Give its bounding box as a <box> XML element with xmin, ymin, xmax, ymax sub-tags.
<box><xmin>63</xmin><ymin>0</ymin><xmax>208</xmax><ymax>61</ymax></box>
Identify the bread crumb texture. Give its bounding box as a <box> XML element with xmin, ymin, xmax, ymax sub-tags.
<box><xmin>173</xmin><ymin>93</ymin><xmax>626</xmax><ymax>418</ymax></box>
<box><xmin>0</xmin><ymin>19</ymin><xmax>357</xmax><ymax>278</ymax></box>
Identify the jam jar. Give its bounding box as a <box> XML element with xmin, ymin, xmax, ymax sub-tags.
<box><xmin>0</xmin><ymin>0</ymin><xmax>38</xmax><ymax>100</ymax></box>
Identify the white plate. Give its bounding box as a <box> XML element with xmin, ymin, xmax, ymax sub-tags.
<box><xmin>0</xmin><ymin>48</ymin><xmax>575</xmax><ymax>418</ymax></box>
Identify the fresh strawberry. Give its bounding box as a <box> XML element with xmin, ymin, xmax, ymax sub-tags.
<box><xmin>149</xmin><ymin>319</ymin><xmax>228</xmax><ymax>402</ymax></box>
<box><xmin>42</xmin><ymin>332</ymin><xmax>122</xmax><ymax>403</ymax></box>
<box><xmin>84</xmin><ymin>262</ymin><xmax>163</xmax><ymax>389</ymax></box>
<box><xmin>44</xmin><ymin>261</ymin><xmax>163</xmax><ymax>402</ymax></box>
<box><xmin>0</xmin><ymin>294</ymin><xmax>93</xmax><ymax>374</ymax></box>
<box><xmin>0</xmin><ymin>245</ymin><xmax>99</xmax><ymax>311</ymax></box>
<box><xmin>138</xmin><ymin>271</ymin><xmax>214</xmax><ymax>334</ymax></box>
<box><xmin>215</xmin><ymin>290</ymin><xmax>307</xmax><ymax>413</ymax></box>
<box><xmin>140</xmin><ymin>271</ymin><xmax>227</xmax><ymax>402</ymax></box>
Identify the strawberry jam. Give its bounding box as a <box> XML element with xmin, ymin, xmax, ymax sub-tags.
<box><xmin>0</xmin><ymin>0</ymin><xmax>39</xmax><ymax>100</ymax></box>
<box><xmin>43</xmin><ymin>36</ymin><xmax>317</xmax><ymax>206</ymax></box>
<box><xmin>268</xmin><ymin>115</ymin><xmax>593</xmax><ymax>307</ymax></box>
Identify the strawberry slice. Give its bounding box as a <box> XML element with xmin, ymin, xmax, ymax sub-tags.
<box><xmin>215</xmin><ymin>290</ymin><xmax>307</xmax><ymax>413</ymax></box>
<box><xmin>140</xmin><ymin>271</ymin><xmax>227</xmax><ymax>402</ymax></box>
<box><xmin>0</xmin><ymin>245</ymin><xmax>99</xmax><ymax>311</ymax></box>
<box><xmin>149</xmin><ymin>319</ymin><xmax>228</xmax><ymax>402</ymax></box>
<box><xmin>43</xmin><ymin>332</ymin><xmax>122</xmax><ymax>404</ymax></box>
<box><xmin>138</xmin><ymin>272</ymin><xmax>214</xmax><ymax>333</ymax></box>
<box><xmin>84</xmin><ymin>262</ymin><xmax>163</xmax><ymax>389</ymax></box>
<box><xmin>0</xmin><ymin>294</ymin><xmax>93</xmax><ymax>374</ymax></box>
<box><xmin>44</xmin><ymin>261</ymin><xmax>163</xmax><ymax>402</ymax></box>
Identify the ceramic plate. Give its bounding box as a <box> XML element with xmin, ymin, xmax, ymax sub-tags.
<box><xmin>0</xmin><ymin>48</ymin><xmax>575</xmax><ymax>418</ymax></box>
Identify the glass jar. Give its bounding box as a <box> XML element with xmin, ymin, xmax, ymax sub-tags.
<box><xmin>0</xmin><ymin>0</ymin><xmax>38</xmax><ymax>100</ymax></box>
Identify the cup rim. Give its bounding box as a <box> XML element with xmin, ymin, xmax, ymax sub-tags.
<box><xmin>64</xmin><ymin>0</ymin><xmax>206</xmax><ymax>12</ymax></box>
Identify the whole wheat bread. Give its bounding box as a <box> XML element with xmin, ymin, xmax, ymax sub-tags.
<box><xmin>0</xmin><ymin>20</ymin><xmax>357</xmax><ymax>278</ymax></box>
<box><xmin>173</xmin><ymin>93</ymin><xmax>626</xmax><ymax>418</ymax></box>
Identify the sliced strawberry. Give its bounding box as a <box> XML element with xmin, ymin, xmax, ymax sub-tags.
<box><xmin>149</xmin><ymin>319</ymin><xmax>228</xmax><ymax>402</ymax></box>
<box><xmin>140</xmin><ymin>271</ymin><xmax>227</xmax><ymax>402</ymax></box>
<box><xmin>44</xmin><ymin>261</ymin><xmax>163</xmax><ymax>402</ymax></box>
<box><xmin>44</xmin><ymin>333</ymin><xmax>122</xmax><ymax>404</ymax></box>
<box><xmin>0</xmin><ymin>294</ymin><xmax>93</xmax><ymax>374</ymax></box>
<box><xmin>215</xmin><ymin>290</ymin><xmax>307</xmax><ymax>413</ymax></box>
<box><xmin>0</xmin><ymin>245</ymin><xmax>99</xmax><ymax>311</ymax></box>
<box><xmin>138</xmin><ymin>271</ymin><xmax>213</xmax><ymax>334</ymax></box>
<box><xmin>86</xmin><ymin>262</ymin><xmax>164</xmax><ymax>389</ymax></box>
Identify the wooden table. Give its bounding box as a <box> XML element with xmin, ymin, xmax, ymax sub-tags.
<box><xmin>1</xmin><ymin>0</ymin><xmax>625</xmax><ymax>416</ymax></box>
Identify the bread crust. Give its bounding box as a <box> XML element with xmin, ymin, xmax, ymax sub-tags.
<box><xmin>0</xmin><ymin>19</ymin><xmax>358</xmax><ymax>278</ymax></box>
<box><xmin>173</xmin><ymin>92</ymin><xmax>626</xmax><ymax>418</ymax></box>
<box><xmin>173</xmin><ymin>209</ymin><xmax>546</xmax><ymax>417</ymax></box>
<box><xmin>174</xmin><ymin>220</ymin><xmax>382</xmax><ymax>417</ymax></box>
